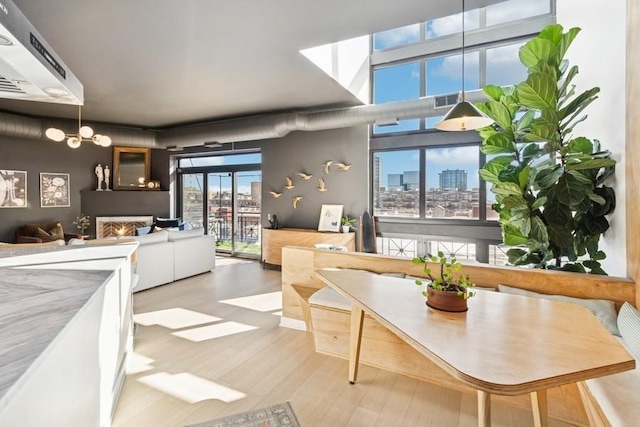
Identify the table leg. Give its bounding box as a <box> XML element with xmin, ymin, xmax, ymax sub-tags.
<box><xmin>348</xmin><ymin>305</ymin><xmax>364</xmax><ymax>384</ymax></box>
<box><xmin>531</xmin><ymin>390</ymin><xmax>549</xmax><ymax>427</ymax></box>
<box><xmin>477</xmin><ymin>390</ymin><xmax>491</xmax><ymax>427</ymax></box>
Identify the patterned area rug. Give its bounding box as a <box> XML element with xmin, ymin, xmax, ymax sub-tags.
<box><xmin>185</xmin><ymin>402</ymin><xmax>301</xmax><ymax>427</ymax></box>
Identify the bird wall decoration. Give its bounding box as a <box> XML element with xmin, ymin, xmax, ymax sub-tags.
<box><xmin>297</xmin><ymin>172</ymin><xmax>312</xmax><ymax>180</ymax></box>
<box><xmin>321</xmin><ymin>160</ymin><xmax>333</xmax><ymax>174</ymax></box>
<box><xmin>317</xmin><ymin>177</ymin><xmax>327</xmax><ymax>192</ymax></box>
<box><xmin>269</xmin><ymin>191</ymin><xmax>282</xmax><ymax>198</ymax></box>
<box><xmin>292</xmin><ymin>196</ymin><xmax>302</xmax><ymax>208</ymax></box>
<box><xmin>336</xmin><ymin>162</ymin><xmax>352</xmax><ymax>171</ymax></box>
<box><xmin>285</xmin><ymin>176</ymin><xmax>294</xmax><ymax>189</ymax></box>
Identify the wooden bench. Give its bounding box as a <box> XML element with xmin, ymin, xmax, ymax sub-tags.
<box><xmin>281</xmin><ymin>246</ymin><xmax>638</xmax><ymax>427</ymax></box>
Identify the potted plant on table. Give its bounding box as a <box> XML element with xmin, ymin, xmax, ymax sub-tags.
<box><xmin>412</xmin><ymin>251</ymin><xmax>476</xmax><ymax>312</ymax></box>
<box><xmin>73</xmin><ymin>213</ymin><xmax>91</xmax><ymax>238</ymax></box>
<box><xmin>341</xmin><ymin>216</ymin><xmax>357</xmax><ymax>233</ymax></box>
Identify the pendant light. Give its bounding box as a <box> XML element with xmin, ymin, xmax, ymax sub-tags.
<box><xmin>435</xmin><ymin>0</ymin><xmax>493</xmax><ymax>131</ymax></box>
<box><xmin>45</xmin><ymin>106</ymin><xmax>112</xmax><ymax>148</ymax></box>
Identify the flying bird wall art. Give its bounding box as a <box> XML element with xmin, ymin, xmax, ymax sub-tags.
<box><xmin>269</xmin><ymin>191</ymin><xmax>282</xmax><ymax>198</ymax></box>
<box><xmin>284</xmin><ymin>176</ymin><xmax>294</xmax><ymax>189</ymax></box>
<box><xmin>292</xmin><ymin>196</ymin><xmax>302</xmax><ymax>208</ymax></box>
<box><xmin>297</xmin><ymin>172</ymin><xmax>312</xmax><ymax>180</ymax></box>
<box><xmin>317</xmin><ymin>177</ymin><xmax>327</xmax><ymax>192</ymax></box>
<box><xmin>321</xmin><ymin>160</ymin><xmax>333</xmax><ymax>174</ymax></box>
<box><xmin>336</xmin><ymin>162</ymin><xmax>352</xmax><ymax>171</ymax></box>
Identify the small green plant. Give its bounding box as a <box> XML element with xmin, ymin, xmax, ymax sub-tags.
<box><xmin>73</xmin><ymin>213</ymin><xmax>91</xmax><ymax>235</ymax></box>
<box><xmin>412</xmin><ymin>251</ymin><xmax>476</xmax><ymax>299</ymax></box>
<box><xmin>341</xmin><ymin>216</ymin><xmax>357</xmax><ymax>227</ymax></box>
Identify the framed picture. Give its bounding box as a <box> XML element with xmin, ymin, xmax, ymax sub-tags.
<box><xmin>318</xmin><ymin>204</ymin><xmax>343</xmax><ymax>232</ymax></box>
<box><xmin>40</xmin><ymin>172</ymin><xmax>70</xmax><ymax>208</ymax></box>
<box><xmin>0</xmin><ymin>170</ymin><xmax>27</xmax><ymax>208</ymax></box>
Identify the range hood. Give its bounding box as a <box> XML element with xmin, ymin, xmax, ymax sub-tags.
<box><xmin>0</xmin><ymin>0</ymin><xmax>82</xmax><ymax>104</ymax></box>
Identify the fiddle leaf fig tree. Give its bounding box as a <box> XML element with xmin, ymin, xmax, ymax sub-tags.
<box><xmin>476</xmin><ymin>24</ymin><xmax>616</xmax><ymax>275</ymax></box>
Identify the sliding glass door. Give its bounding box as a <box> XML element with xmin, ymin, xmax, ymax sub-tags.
<box><xmin>178</xmin><ymin>153</ymin><xmax>261</xmax><ymax>258</ymax></box>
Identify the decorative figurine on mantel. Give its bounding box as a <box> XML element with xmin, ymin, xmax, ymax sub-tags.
<box><xmin>95</xmin><ymin>163</ymin><xmax>104</xmax><ymax>191</ymax></box>
<box><xmin>268</xmin><ymin>214</ymin><xmax>281</xmax><ymax>230</ymax></box>
<box><xmin>104</xmin><ymin>165</ymin><xmax>111</xmax><ymax>191</ymax></box>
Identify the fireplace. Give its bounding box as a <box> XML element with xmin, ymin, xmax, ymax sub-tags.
<box><xmin>96</xmin><ymin>216</ymin><xmax>154</xmax><ymax>239</ymax></box>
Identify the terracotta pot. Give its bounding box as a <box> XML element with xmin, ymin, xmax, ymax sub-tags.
<box><xmin>426</xmin><ymin>286</ymin><xmax>468</xmax><ymax>312</ymax></box>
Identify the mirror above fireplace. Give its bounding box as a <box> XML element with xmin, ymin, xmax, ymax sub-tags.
<box><xmin>113</xmin><ymin>147</ymin><xmax>151</xmax><ymax>190</ymax></box>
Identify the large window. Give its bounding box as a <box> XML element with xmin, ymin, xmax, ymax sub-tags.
<box><xmin>369</xmin><ymin>0</ymin><xmax>554</xmax><ymax>262</ymax></box>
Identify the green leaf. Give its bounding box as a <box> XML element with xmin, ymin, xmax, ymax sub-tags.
<box><xmin>587</xmin><ymin>192</ymin><xmax>606</xmax><ymax>206</ymax></box>
<box><xmin>584</xmin><ymin>215</ymin><xmax>610</xmax><ymax>234</ymax></box>
<box><xmin>518</xmin><ymin>165</ymin><xmax>531</xmax><ymax>189</ymax></box>
<box><xmin>516</xmin><ymin>110</ymin><xmax>536</xmax><ymax>134</ymax></box>
<box><xmin>593</xmin><ymin>250</ymin><xmax>606</xmax><ymax>261</ymax></box>
<box><xmin>481</xmin><ymin>133</ymin><xmax>517</xmax><ymax>154</ymax></box>
<box><xmin>558</xmin><ymin>65</ymin><xmax>579</xmax><ymax>99</ymax></box>
<box><xmin>516</xmin><ymin>73</ymin><xmax>558</xmax><ymax>110</ymax></box>
<box><xmin>493</xmin><ymin>182</ymin><xmax>525</xmax><ymax>197</ymax></box>
<box><xmin>537</xmin><ymin>24</ymin><xmax>564</xmax><ymax>46</ymax></box>
<box><xmin>503</xmin><ymin>225</ymin><xmax>529</xmax><ymax>246</ymax></box>
<box><xmin>506</xmin><ymin>248</ymin><xmax>527</xmax><ymax>264</ymax></box>
<box><xmin>482</xmin><ymin>84</ymin><xmax>505</xmax><ymax>102</ymax></box>
<box><xmin>565</xmin><ymin>158</ymin><xmax>616</xmax><ymax>171</ymax></box>
<box><xmin>535</xmin><ymin>166</ymin><xmax>563</xmax><ymax>189</ymax></box>
<box><xmin>567</xmin><ymin>137</ymin><xmax>593</xmax><ymax>155</ymax></box>
<box><xmin>485</xmin><ymin>100</ymin><xmax>514</xmax><ymax>130</ymax></box>
<box><xmin>530</xmin><ymin>216</ymin><xmax>549</xmax><ymax>245</ymax></box>
<box><xmin>543</xmin><ymin>199</ymin><xmax>572</xmax><ymax>225</ymax></box>
<box><xmin>556</xmin><ymin>173</ymin><xmax>591</xmax><ymax>206</ymax></box>
<box><xmin>548</xmin><ymin>223</ymin><xmax>574</xmax><ymax>248</ymax></box>
<box><xmin>558</xmin><ymin>87</ymin><xmax>600</xmax><ymax>121</ymax></box>
<box><xmin>556</xmin><ymin>27</ymin><xmax>581</xmax><ymax>63</ymax></box>
<box><xmin>531</xmin><ymin>196</ymin><xmax>547</xmax><ymax>211</ymax></box>
<box><xmin>527</xmin><ymin>122</ymin><xmax>559</xmax><ymax>143</ymax></box>
<box><xmin>502</xmin><ymin>194</ymin><xmax>527</xmax><ymax>210</ymax></box>
<box><xmin>522</xmin><ymin>143</ymin><xmax>542</xmax><ymax>164</ymax></box>
<box><xmin>561</xmin><ymin>263</ymin><xmax>587</xmax><ymax>273</ymax></box>
<box><xmin>519</xmin><ymin>38</ymin><xmax>558</xmax><ymax>69</ymax></box>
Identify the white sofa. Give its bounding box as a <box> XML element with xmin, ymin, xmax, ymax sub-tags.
<box><xmin>133</xmin><ymin>228</ymin><xmax>216</xmax><ymax>292</ymax></box>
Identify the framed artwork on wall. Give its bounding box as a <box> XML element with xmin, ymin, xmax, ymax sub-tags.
<box><xmin>0</xmin><ymin>169</ymin><xmax>27</xmax><ymax>208</ymax></box>
<box><xmin>318</xmin><ymin>204</ymin><xmax>343</xmax><ymax>232</ymax></box>
<box><xmin>40</xmin><ymin>172</ymin><xmax>70</xmax><ymax>208</ymax></box>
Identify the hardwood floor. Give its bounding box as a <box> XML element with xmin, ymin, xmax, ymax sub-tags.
<box><xmin>113</xmin><ymin>258</ymin><xmax>574</xmax><ymax>427</ymax></box>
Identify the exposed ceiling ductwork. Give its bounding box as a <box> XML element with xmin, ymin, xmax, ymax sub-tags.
<box><xmin>0</xmin><ymin>90</ymin><xmax>487</xmax><ymax>149</ymax></box>
<box><xmin>157</xmin><ymin>90</ymin><xmax>487</xmax><ymax>148</ymax></box>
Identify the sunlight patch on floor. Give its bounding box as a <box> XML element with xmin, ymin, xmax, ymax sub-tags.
<box><xmin>219</xmin><ymin>291</ymin><xmax>282</xmax><ymax>312</ymax></box>
<box><xmin>172</xmin><ymin>321</ymin><xmax>258</xmax><ymax>342</ymax></box>
<box><xmin>137</xmin><ymin>372</ymin><xmax>246</xmax><ymax>404</ymax></box>
<box><xmin>215</xmin><ymin>257</ymin><xmax>256</xmax><ymax>266</ymax></box>
<box><xmin>126</xmin><ymin>352</ymin><xmax>155</xmax><ymax>374</ymax></box>
<box><xmin>134</xmin><ymin>308</ymin><xmax>222</xmax><ymax>329</ymax></box>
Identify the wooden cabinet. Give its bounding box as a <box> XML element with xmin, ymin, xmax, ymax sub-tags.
<box><xmin>262</xmin><ymin>227</ymin><xmax>355</xmax><ymax>266</ymax></box>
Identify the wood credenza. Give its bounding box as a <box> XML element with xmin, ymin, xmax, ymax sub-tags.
<box><xmin>262</xmin><ymin>227</ymin><xmax>355</xmax><ymax>266</ymax></box>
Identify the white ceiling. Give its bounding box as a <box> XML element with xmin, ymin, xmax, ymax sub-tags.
<box><xmin>0</xmin><ymin>0</ymin><xmax>501</xmax><ymax>129</ymax></box>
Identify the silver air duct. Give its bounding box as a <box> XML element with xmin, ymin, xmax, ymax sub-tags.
<box><xmin>157</xmin><ymin>90</ymin><xmax>487</xmax><ymax>148</ymax></box>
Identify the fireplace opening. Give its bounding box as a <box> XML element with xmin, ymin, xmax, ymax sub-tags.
<box><xmin>95</xmin><ymin>216</ymin><xmax>154</xmax><ymax>239</ymax></box>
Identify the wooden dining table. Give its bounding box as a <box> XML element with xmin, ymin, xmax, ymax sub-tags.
<box><xmin>315</xmin><ymin>268</ymin><xmax>635</xmax><ymax>427</ymax></box>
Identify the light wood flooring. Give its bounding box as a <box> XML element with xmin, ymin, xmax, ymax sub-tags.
<box><xmin>113</xmin><ymin>258</ymin><xmax>575</xmax><ymax>427</ymax></box>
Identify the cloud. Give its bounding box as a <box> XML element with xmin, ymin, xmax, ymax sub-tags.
<box><xmin>486</xmin><ymin>42</ymin><xmax>527</xmax><ymax>85</ymax></box>
<box><xmin>429</xmin><ymin>51</ymin><xmax>480</xmax><ymax>81</ymax></box>
<box><xmin>375</xmin><ymin>24</ymin><xmax>420</xmax><ymax>49</ymax></box>
<box><xmin>426</xmin><ymin>147</ymin><xmax>478</xmax><ymax>166</ymax></box>
<box><xmin>486</xmin><ymin>0</ymin><xmax>550</xmax><ymax>26</ymax></box>
<box><xmin>427</xmin><ymin>10</ymin><xmax>480</xmax><ymax>39</ymax></box>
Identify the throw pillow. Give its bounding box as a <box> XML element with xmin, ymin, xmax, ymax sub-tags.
<box><xmin>617</xmin><ymin>303</ymin><xmax>640</xmax><ymax>360</ymax></box>
<box><xmin>35</xmin><ymin>227</ymin><xmax>63</xmax><ymax>242</ymax></box>
<box><xmin>497</xmin><ymin>284</ymin><xmax>620</xmax><ymax>336</ymax></box>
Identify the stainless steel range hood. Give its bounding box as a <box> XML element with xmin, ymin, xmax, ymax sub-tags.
<box><xmin>0</xmin><ymin>0</ymin><xmax>83</xmax><ymax>105</ymax></box>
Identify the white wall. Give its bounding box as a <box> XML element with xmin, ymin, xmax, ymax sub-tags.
<box><xmin>557</xmin><ymin>0</ymin><xmax>626</xmax><ymax>276</ymax></box>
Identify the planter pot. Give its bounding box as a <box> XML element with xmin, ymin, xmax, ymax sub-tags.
<box><xmin>426</xmin><ymin>287</ymin><xmax>468</xmax><ymax>312</ymax></box>
<box><xmin>342</xmin><ymin>225</ymin><xmax>350</xmax><ymax>233</ymax></box>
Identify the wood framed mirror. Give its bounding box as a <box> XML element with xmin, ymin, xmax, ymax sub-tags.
<box><xmin>113</xmin><ymin>146</ymin><xmax>151</xmax><ymax>190</ymax></box>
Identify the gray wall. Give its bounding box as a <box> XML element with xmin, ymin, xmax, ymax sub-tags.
<box><xmin>0</xmin><ymin>135</ymin><xmax>169</xmax><ymax>242</ymax></box>
<box><xmin>261</xmin><ymin>126</ymin><xmax>369</xmax><ymax>230</ymax></box>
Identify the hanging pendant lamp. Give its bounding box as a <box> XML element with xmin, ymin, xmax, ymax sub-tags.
<box><xmin>45</xmin><ymin>106</ymin><xmax>112</xmax><ymax>148</ymax></box>
<box><xmin>435</xmin><ymin>0</ymin><xmax>493</xmax><ymax>131</ymax></box>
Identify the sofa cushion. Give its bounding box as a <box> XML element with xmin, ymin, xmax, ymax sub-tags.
<box><xmin>497</xmin><ymin>284</ymin><xmax>619</xmax><ymax>336</ymax></box>
<box><xmin>134</xmin><ymin>229</ymin><xmax>169</xmax><ymax>245</ymax></box>
<box><xmin>35</xmin><ymin>224</ymin><xmax>64</xmax><ymax>242</ymax></box>
<box><xmin>167</xmin><ymin>227</ymin><xmax>204</xmax><ymax>241</ymax></box>
<box><xmin>617</xmin><ymin>303</ymin><xmax>640</xmax><ymax>360</ymax></box>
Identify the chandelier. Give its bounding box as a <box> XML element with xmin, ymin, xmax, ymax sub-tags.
<box><xmin>45</xmin><ymin>106</ymin><xmax>112</xmax><ymax>148</ymax></box>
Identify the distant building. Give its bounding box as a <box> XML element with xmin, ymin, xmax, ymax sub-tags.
<box><xmin>251</xmin><ymin>181</ymin><xmax>261</xmax><ymax>201</ymax></box>
<box><xmin>403</xmin><ymin>170</ymin><xmax>419</xmax><ymax>190</ymax></box>
<box><xmin>388</xmin><ymin>173</ymin><xmax>404</xmax><ymax>191</ymax></box>
<box><xmin>373</xmin><ymin>156</ymin><xmax>382</xmax><ymax>207</ymax></box>
<box><xmin>439</xmin><ymin>169</ymin><xmax>467</xmax><ymax>191</ymax></box>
